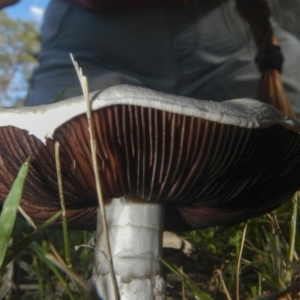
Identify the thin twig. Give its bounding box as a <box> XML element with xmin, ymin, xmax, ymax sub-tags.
<box><xmin>45</xmin><ymin>253</ymin><xmax>90</xmax><ymax>292</ymax></box>
<box><xmin>55</xmin><ymin>142</ymin><xmax>71</xmax><ymax>267</ymax></box>
<box><xmin>70</xmin><ymin>54</ymin><xmax>120</xmax><ymax>300</ymax></box>
<box><xmin>288</xmin><ymin>192</ymin><xmax>298</xmax><ymax>263</ymax></box>
<box><xmin>48</xmin><ymin>242</ymin><xmax>66</xmax><ymax>267</ymax></box>
<box><xmin>18</xmin><ymin>206</ymin><xmax>37</xmax><ymax>229</ymax></box>
<box><xmin>266</xmin><ymin>213</ymin><xmax>285</xmax><ymax>286</ymax></box>
<box><xmin>236</xmin><ymin>222</ymin><xmax>248</xmax><ymax>300</ymax></box>
<box><xmin>47</xmin><ymin>239</ymin><xmax>86</xmax><ymax>297</ymax></box>
<box><xmin>215</xmin><ymin>269</ymin><xmax>231</xmax><ymax>300</ymax></box>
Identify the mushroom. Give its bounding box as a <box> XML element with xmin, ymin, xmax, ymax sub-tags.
<box><xmin>162</xmin><ymin>231</ymin><xmax>193</xmax><ymax>260</ymax></box>
<box><xmin>0</xmin><ymin>85</ymin><xmax>300</xmax><ymax>299</ymax></box>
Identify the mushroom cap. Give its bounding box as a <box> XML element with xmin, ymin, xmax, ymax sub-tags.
<box><xmin>0</xmin><ymin>85</ymin><xmax>300</xmax><ymax>231</ymax></box>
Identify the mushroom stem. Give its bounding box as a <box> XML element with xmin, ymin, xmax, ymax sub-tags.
<box><xmin>93</xmin><ymin>197</ymin><xmax>166</xmax><ymax>300</ymax></box>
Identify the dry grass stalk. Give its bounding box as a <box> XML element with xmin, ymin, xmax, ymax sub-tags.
<box><xmin>70</xmin><ymin>54</ymin><xmax>120</xmax><ymax>300</ymax></box>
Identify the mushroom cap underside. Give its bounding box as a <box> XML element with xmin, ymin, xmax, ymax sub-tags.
<box><xmin>0</xmin><ymin>85</ymin><xmax>300</xmax><ymax>231</ymax></box>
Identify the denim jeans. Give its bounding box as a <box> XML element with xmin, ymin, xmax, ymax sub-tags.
<box><xmin>26</xmin><ymin>0</ymin><xmax>300</xmax><ymax>117</ymax></box>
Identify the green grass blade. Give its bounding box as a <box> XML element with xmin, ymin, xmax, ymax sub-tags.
<box><xmin>55</xmin><ymin>142</ymin><xmax>71</xmax><ymax>267</ymax></box>
<box><xmin>0</xmin><ymin>211</ymin><xmax>61</xmax><ymax>272</ymax></box>
<box><xmin>0</xmin><ymin>157</ymin><xmax>30</xmax><ymax>269</ymax></box>
<box><xmin>161</xmin><ymin>258</ymin><xmax>213</xmax><ymax>300</ymax></box>
<box><xmin>53</xmin><ymin>85</ymin><xmax>69</xmax><ymax>103</ymax></box>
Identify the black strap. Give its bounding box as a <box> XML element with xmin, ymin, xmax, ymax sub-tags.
<box><xmin>255</xmin><ymin>45</ymin><xmax>284</xmax><ymax>73</ymax></box>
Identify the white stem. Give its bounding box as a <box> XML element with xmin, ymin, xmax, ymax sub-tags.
<box><xmin>93</xmin><ymin>197</ymin><xmax>166</xmax><ymax>300</ymax></box>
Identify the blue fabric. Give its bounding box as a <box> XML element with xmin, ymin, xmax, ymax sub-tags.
<box><xmin>26</xmin><ymin>0</ymin><xmax>300</xmax><ymax>117</ymax></box>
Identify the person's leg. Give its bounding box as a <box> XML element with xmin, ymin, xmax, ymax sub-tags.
<box><xmin>27</xmin><ymin>0</ymin><xmax>300</xmax><ymax>118</ymax></box>
<box><xmin>170</xmin><ymin>0</ymin><xmax>258</xmax><ymax>101</ymax></box>
<box><xmin>172</xmin><ymin>0</ymin><xmax>300</xmax><ymax>116</ymax></box>
<box><xmin>26</xmin><ymin>0</ymin><xmax>179</xmax><ymax>105</ymax></box>
<box><xmin>26</xmin><ymin>0</ymin><xmax>147</xmax><ymax>105</ymax></box>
